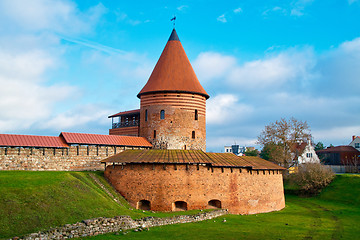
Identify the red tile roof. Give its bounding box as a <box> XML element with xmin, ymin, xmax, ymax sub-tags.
<box><xmin>108</xmin><ymin>109</ymin><xmax>140</xmax><ymax>118</ymax></box>
<box><xmin>0</xmin><ymin>134</ymin><xmax>68</xmax><ymax>148</ymax></box>
<box><xmin>60</xmin><ymin>132</ymin><xmax>152</xmax><ymax>147</ymax></box>
<box><xmin>137</xmin><ymin>29</ymin><xmax>209</xmax><ymax>99</ymax></box>
<box><xmin>101</xmin><ymin>150</ymin><xmax>285</xmax><ymax>170</ymax></box>
<box><xmin>317</xmin><ymin>146</ymin><xmax>360</xmax><ymax>153</ymax></box>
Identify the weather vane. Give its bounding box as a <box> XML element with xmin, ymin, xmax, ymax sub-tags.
<box><xmin>171</xmin><ymin>15</ymin><xmax>176</xmax><ymax>28</ymax></box>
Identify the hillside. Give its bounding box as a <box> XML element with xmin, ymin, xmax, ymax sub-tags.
<box><xmin>0</xmin><ymin>171</ymin><xmax>204</xmax><ymax>239</ymax></box>
<box><xmin>1</xmin><ymin>172</ymin><xmax>359</xmax><ymax>240</ymax></box>
<box><xmin>86</xmin><ymin>174</ymin><xmax>360</xmax><ymax>240</ymax></box>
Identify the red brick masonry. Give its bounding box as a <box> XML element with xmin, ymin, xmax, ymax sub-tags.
<box><xmin>103</xmin><ymin>150</ymin><xmax>285</xmax><ymax>215</ymax></box>
<box><xmin>104</xmin><ymin>164</ymin><xmax>285</xmax><ymax>215</ymax></box>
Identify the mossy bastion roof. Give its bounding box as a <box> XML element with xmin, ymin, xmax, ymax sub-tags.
<box><xmin>102</xmin><ymin>149</ymin><xmax>284</xmax><ymax>170</ymax></box>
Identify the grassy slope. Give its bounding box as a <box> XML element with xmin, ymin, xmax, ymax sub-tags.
<box><xmin>85</xmin><ymin>175</ymin><xmax>360</xmax><ymax>240</ymax></box>
<box><xmin>0</xmin><ymin>171</ymin><xmax>209</xmax><ymax>239</ymax></box>
<box><xmin>1</xmin><ymin>172</ymin><xmax>359</xmax><ymax>240</ymax></box>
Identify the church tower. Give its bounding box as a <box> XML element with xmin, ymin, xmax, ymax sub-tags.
<box><xmin>138</xmin><ymin>29</ymin><xmax>209</xmax><ymax>151</ymax></box>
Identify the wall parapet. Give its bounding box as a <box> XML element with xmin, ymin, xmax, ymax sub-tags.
<box><xmin>13</xmin><ymin>209</ymin><xmax>228</xmax><ymax>239</ymax></box>
<box><xmin>0</xmin><ymin>145</ymin><xmax>147</xmax><ymax>171</ymax></box>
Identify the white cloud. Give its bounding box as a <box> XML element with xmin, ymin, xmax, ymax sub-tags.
<box><xmin>42</xmin><ymin>104</ymin><xmax>110</xmax><ymax>131</ymax></box>
<box><xmin>217</xmin><ymin>14</ymin><xmax>227</xmax><ymax>23</ymax></box>
<box><xmin>115</xmin><ymin>11</ymin><xmax>143</xmax><ymax>26</ymax></box>
<box><xmin>313</xmin><ymin>126</ymin><xmax>360</xmax><ymax>144</ymax></box>
<box><xmin>177</xmin><ymin>5</ymin><xmax>188</xmax><ymax>11</ymax></box>
<box><xmin>203</xmin><ymin>36</ymin><xmax>360</xmax><ymax>151</ymax></box>
<box><xmin>0</xmin><ymin>0</ymin><xmax>106</xmax><ymax>34</ymax></box>
<box><xmin>194</xmin><ymin>48</ymin><xmax>316</xmax><ymax>90</ymax></box>
<box><xmin>0</xmin><ymin>49</ymin><xmax>77</xmax><ymax>132</ymax></box>
<box><xmin>290</xmin><ymin>0</ymin><xmax>314</xmax><ymax>16</ymax></box>
<box><xmin>233</xmin><ymin>8</ymin><xmax>243</xmax><ymax>13</ymax></box>
<box><xmin>207</xmin><ymin>136</ymin><xmax>257</xmax><ymax>151</ymax></box>
<box><xmin>262</xmin><ymin>6</ymin><xmax>287</xmax><ymax>16</ymax></box>
<box><xmin>0</xmin><ymin>0</ymin><xmax>109</xmax><ymax>134</ymax></box>
<box><xmin>339</xmin><ymin>37</ymin><xmax>360</xmax><ymax>52</ymax></box>
<box><xmin>207</xmin><ymin>94</ymin><xmax>253</xmax><ymax>125</ymax></box>
<box><xmin>193</xmin><ymin>52</ymin><xmax>236</xmax><ymax>81</ymax></box>
<box><xmin>228</xmin><ymin>49</ymin><xmax>316</xmax><ymax>88</ymax></box>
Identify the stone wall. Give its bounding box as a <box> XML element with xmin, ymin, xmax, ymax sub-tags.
<box><xmin>139</xmin><ymin>92</ymin><xmax>206</xmax><ymax>151</ymax></box>
<box><xmin>105</xmin><ymin>164</ymin><xmax>285</xmax><ymax>215</ymax></box>
<box><xmin>0</xmin><ymin>146</ymin><xmax>146</xmax><ymax>171</ymax></box>
<box><xmin>15</xmin><ymin>209</ymin><xmax>228</xmax><ymax>239</ymax></box>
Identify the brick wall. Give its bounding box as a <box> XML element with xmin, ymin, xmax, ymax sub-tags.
<box><xmin>0</xmin><ymin>146</ymin><xmax>146</xmax><ymax>171</ymax></box>
<box><xmin>139</xmin><ymin>93</ymin><xmax>206</xmax><ymax>151</ymax></box>
<box><xmin>104</xmin><ymin>164</ymin><xmax>285</xmax><ymax>215</ymax></box>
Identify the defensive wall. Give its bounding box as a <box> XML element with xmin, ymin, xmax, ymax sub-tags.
<box><xmin>104</xmin><ymin>163</ymin><xmax>285</xmax><ymax>215</ymax></box>
<box><xmin>0</xmin><ymin>145</ymin><xmax>147</xmax><ymax>171</ymax></box>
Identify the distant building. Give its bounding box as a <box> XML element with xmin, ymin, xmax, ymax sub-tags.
<box><xmin>317</xmin><ymin>146</ymin><xmax>360</xmax><ymax>165</ymax></box>
<box><xmin>224</xmin><ymin>145</ymin><xmax>255</xmax><ymax>156</ymax></box>
<box><xmin>293</xmin><ymin>140</ymin><xmax>320</xmax><ymax>165</ymax></box>
<box><xmin>349</xmin><ymin>135</ymin><xmax>360</xmax><ymax>151</ymax></box>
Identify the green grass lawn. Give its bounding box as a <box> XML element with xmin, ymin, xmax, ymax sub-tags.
<box><xmin>83</xmin><ymin>174</ymin><xmax>360</xmax><ymax>240</ymax></box>
<box><xmin>0</xmin><ymin>172</ymin><xmax>359</xmax><ymax>240</ymax></box>
<box><xmin>0</xmin><ymin>171</ymin><xmax>209</xmax><ymax>239</ymax></box>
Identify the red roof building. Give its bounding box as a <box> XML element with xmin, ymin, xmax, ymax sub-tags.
<box><xmin>316</xmin><ymin>145</ymin><xmax>360</xmax><ymax>165</ymax></box>
<box><xmin>0</xmin><ymin>134</ymin><xmax>68</xmax><ymax>148</ymax></box>
<box><xmin>0</xmin><ymin>132</ymin><xmax>152</xmax><ymax>148</ymax></box>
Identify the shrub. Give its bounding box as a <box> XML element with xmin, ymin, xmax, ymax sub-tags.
<box><xmin>290</xmin><ymin>163</ymin><xmax>335</xmax><ymax>195</ymax></box>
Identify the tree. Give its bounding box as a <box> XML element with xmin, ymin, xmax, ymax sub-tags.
<box><xmin>290</xmin><ymin>163</ymin><xmax>335</xmax><ymax>195</ymax></box>
<box><xmin>245</xmin><ymin>149</ymin><xmax>258</xmax><ymax>156</ymax></box>
<box><xmin>257</xmin><ymin>117</ymin><xmax>311</xmax><ymax>168</ymax></box>
<box><xmin>314</xmin><ymin>142</ymin><xmax>325</xmax><ymax>151</ymax></box>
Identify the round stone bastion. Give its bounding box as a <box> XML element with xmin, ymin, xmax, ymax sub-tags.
<box><xmin>103</xmin><ymin>150</ymin><xmax>285</xmax><ymax>215</ymax></box>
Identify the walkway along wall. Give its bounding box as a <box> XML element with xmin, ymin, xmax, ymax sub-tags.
<box><xmin>104</xmin><ymin>163</ymin><xmax>285</xmax><ymax>215</ymax></box>
<box><xmin>0</xmin><ymin>146</ymin><xmax>147</xmax><ymax>171</ymax></box>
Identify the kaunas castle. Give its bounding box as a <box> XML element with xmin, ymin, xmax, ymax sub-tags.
<box><xmin>0</xmin><ymin>29</ymin><xmax>285</xmax><ymax>215</ymax></box>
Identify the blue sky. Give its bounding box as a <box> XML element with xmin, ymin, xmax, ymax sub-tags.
<box><xmin>0</xmin><ymin>0</ymin><xmax>359</xmax><ymax>152</ymax></box>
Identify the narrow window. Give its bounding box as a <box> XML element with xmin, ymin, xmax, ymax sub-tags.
<box><xmin>192</xmin><ymin>131</ymin><xmax>195</xmax><ymax>139</ymax></box>
<box><xmin>160</xmin><ymin>110</ymin><xmax>165</xmax><ymax>119</ymax></box>
<box><xmin>154</xmin><ymin>130</ymin><xmax>156</xmax><ymax>139</ymax></box>
<box><xmin>145</xmin><ymin>109</ymin><xmax>148</xmax><ymax>122</ymax></box>
<box><xmin>195</xmin><ymin>109</ymin><xmax>198</xmax><ymax>120</ymax></box>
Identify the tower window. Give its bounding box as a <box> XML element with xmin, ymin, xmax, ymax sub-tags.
<box><xmin>192</xmin><ymin>131</ymin><xmax>195</xmax><ymax>139</ymax></box>
<box><xmin>195</xmin><ymin>109</ymin><xmax>198</xmax><ymax>120</ymax></box>
<box><xmin>160</xmin><ymin>110</ymin><xmax>165</xmax><ymax>119</ymax></box>
<box><xmin>154</xmin><ymin>130</ymin><xmax>156</xmax><ymax>139</ymax></box>
<box><xmin>145</xmin><ymin>109</ymin><xmax>148</xmax><ymax>121</ymax></box>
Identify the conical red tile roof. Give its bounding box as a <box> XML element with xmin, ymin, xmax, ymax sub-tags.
<box><xmin>137</xmin><ymin>29</ymin><xmax>209</xmax><ymax>99</ymax></box>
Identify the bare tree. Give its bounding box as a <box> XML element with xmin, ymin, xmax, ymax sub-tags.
<box><xmin>258</xmin><ymin>117</ymin><xmax>311</xmax><ymax>168</ymax></box>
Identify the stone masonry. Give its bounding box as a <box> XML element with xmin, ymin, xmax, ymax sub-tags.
<box><xmin>0</xmin><ymin>146</ymin><xmax>146</xmax><ymax>171</ymax></box>
<box><xmin>14</xmin><ymin>209</ymin><xmax>228</xmax><ymax>240</ymax></box>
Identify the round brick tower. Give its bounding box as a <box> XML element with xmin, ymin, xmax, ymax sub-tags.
<box><xmin>138</xmin><ymin>29</ymin><xmax>209</xmax><ymax>151</ymax></box>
